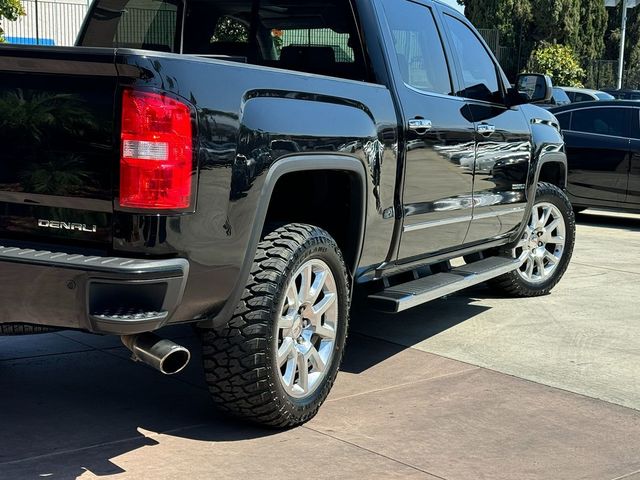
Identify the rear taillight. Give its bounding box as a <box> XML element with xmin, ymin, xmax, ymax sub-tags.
<box><xmin>120</xmin><ymin>89</ymin><xmax>193</xmax><ymax>210</ymax></box>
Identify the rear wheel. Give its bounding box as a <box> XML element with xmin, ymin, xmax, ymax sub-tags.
<box><xmin>490</xmin><ymin>182</ymin><xmax>575</xmax><ymax>297</ymax></box>
<box><xmin>199</xmin><ymin>224</ymin><xmax>350</xmax><ymax>428</ymax></box>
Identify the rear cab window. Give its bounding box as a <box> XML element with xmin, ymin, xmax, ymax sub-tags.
<box><xmin>81</xmin><ymin>0</ymin><xmax>368</xmax><ymax>82</ymax></box>
<box><xmin>80</xmin><ymin>0</ymin><xmax>181</xmax><ymax>52</ymax></box>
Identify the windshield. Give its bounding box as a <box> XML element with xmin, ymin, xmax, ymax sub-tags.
<box><xmin>595</xmin><ymin>92</ymin><xmax>615</xmax><ymax>100</ymax></box>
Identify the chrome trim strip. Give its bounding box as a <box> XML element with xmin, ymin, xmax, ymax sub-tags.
<box><xmin>403</xmin><ymin>215</ymin><xmax>472</xmax><ymax>233</ymax></box>
<box><xmin>403</xmin><ymin>206</ymin><xmax>525</xmax><ymax>233</ymax></box>
<box><xmin>473</xmin><ymin>206</ymin><xmax>526</xmax><ymax>221</ymax></box>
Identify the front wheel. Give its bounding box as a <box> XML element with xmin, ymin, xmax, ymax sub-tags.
<box><xmin>490</xmin><ymin>182</ymin><xmax>576</xmax><ymax>297</ymax></box>
<box><xmin>199</xmin><ymin>224</ymin><xmax>350</xmax><ymax>428</ymax></box>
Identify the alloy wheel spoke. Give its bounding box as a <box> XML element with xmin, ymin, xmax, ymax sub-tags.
<box><xmin>308</xmin><ymin>269</ymin><xmax>328</xmax><ymax>306</ymax></box>
<box><xmin>279</xmin><ymin>312</ymin><xmax>296</xmax><ymax>330</ymax></box>
<box><xmin>298</xmin><ymin>264</ymin><xmax>313</xmax><ymax>304</ymax></box>
<box><xmin>545</xmin><ymin>217</ymin><xmax>561</xmax><ymax>234</ymax></box>
<box><xmin>548</xmin><ymin>235</ymin><xmax>565</xmax><ymax>246</ymax></box>
<box><xmin>307</xmin><ymin>345</ymin><xmax>326</xmax><ymax>372</ymax></box>
<box><xmin>525</xmin><ymin>257</ymin><xmax>535</xmax><ymax>279</ymax></box>
<box><xmin>286</xmin><ymin>282</ymin><xmax>300</xmax><ymax>312</ymax></box>
<box><xmin>277</xmin><ymin>337</ymin><xmax>295</xmax><ymax>367</ymax></box>
<box><xmin>535</xmin><ymin>256</ymin><xmax>545</xmax><ymax>276</ymax></box>
<box><xmin>544</xmin><ymin>251</ymin><xmax>559</xmax><ymax>265</ymax></box>
<box><xmin>539</xmin><ymin>206</ymin><xmax>551</xmax><ymax>228</ymax></box>
<box><xmin>312</xmin><ymin>292</ymin><xmax>336</xmax><ymax>319</ymax></box>
<box><xmin>314</xmin><ymin>321</ymin><xmax>336</xmax><ymax>340</ymax></box>
<box><xmin>282</xmin><ymin>357</ymin><xmax>297</xmax><ymax>387</ymax></box>
<box><xmin>530</xmin><ymin>207</ymin><xmax>539</xmax><ymax>229</ymax></box>
<box><xmin>296</xmin><ymin>351</ymin><xmax>309</xmax><ymax>392</ymax></box>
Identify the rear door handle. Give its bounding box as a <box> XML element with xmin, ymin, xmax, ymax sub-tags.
<box><xmin>408</xmin><ymin>119</ymin><xmax>433</xmax><ymax>134</ymax></box>
<box><xmin>476</xmin><ymin>123</ymin><xmax>496</xmax><ymax>136</ymax></box>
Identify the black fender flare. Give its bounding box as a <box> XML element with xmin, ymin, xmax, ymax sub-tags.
<box><xmin>533</xmin><ymin>151</ymin><xmax>568</xmax><ymax>189</ymax></box>
<box><xmin>510</xmin><ymin>150</ymin><xmax>568</xmax><ymax>244</ymax></box>
<box><xmin>203</xmin><ymin>154</ymin><xmax>368</xmax><ymax>328</ymax></box>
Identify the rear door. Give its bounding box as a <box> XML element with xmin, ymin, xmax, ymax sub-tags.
<box><xmin>562</xmin><ymin>106</ymin><xmax>631</xmax><ymax>206</ymax></box>
<box><xmin>0</xmin><ymin>46</ymin><xmax>118</xmax><ymax>249</ymax></box>
<box><xmin>439</xmin><ymin>11</ymin><xmax>531</xmax><ymax>243</ymax></box>
<box><xmin>378</xmin><ymin>0</ymin><xmax>476</xmax><ymax>261</ymax></box>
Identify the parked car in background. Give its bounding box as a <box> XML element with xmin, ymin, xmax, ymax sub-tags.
<box><xmin>538</xmin><ymin>86</ymin><xmax>572</xmax><ymax>108</ymax></box>
<box><xmin>560</xmin><ymin>87</ymin><xmax>615</xmax><ymax>103</ymax></box>
<box><xmin>602</xmin><ymin>88</ymin><xmax>640</xmax><ymax>100</ymax></box>
<box><xmin>550</xmin><ymin>101</ymin><xmax>640</xmax><ymax>213</ymax></box>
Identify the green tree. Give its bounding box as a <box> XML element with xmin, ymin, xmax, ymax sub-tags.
<box><xmin>211</xmin><ymin>17</ymin><xmax>249</xmax><ymax>43</ymax></box>
<box><xmin>528</xmin><ymin>43</ymin><xmax>585</xmax><ymax>86</ymax></box>
<box><xmin>461</xmin><ymin>0</ymin><xmax>532</xmax><ymax>48</ymax></box>
<box><xmin>604</xmin><ymin>4</ymin><xmax>640</xmax><ymax>89</ymax></box>
<box><xmin>0</xmin><ymin>0</ymin><xmax>24</xmax><ymax>42</ymax></box>
<box><xmin>529</xmin><ymin>0</ymin><xmax>580</xmax><ymax>45</ymax></box>
<box><xmin>461</xmin><ymin>0</ymin><xmax>607</xmax><ymax>86</ymax></box>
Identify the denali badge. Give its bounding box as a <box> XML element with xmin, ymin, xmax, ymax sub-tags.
<box><xmin>38</xmin><ymin>219</ymin><xmax>97</xmax><ymax>233</ymax></box>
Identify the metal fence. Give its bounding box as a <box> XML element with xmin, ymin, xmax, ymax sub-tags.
<box><xmin>2</xmin><ymin>0</ymin><xmax>88</xmax><ymax>46</ymax></box>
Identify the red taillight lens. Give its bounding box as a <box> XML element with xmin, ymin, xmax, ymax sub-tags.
<box><xmin>120</xmin><ymin>89</ymin><xmax>193</xmax><ymax>210</ymax></box>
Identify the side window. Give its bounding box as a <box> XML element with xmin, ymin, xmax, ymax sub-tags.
<box><xmin>574</xmin><ymin>93</ymin><xmax>592</xmax><ymax>103</ymax></box>
<box><xmin>443</xmin><ymin>15</ymin><xmax>502</xmax><ymax>103</ymax></box>
<box><xmin>382</xmin><ymin>1</ymin><xmax>452</xmax><ymax>96</ymax></box>
<box><xmin>555</xmin><ymin>112</ymin><xmax>571</xmax><ymax>131</ymax></box>
<box><xmin>572</xmin><ymin>108</ymin><xmax>629</xmax><ymax>137</ymax></box>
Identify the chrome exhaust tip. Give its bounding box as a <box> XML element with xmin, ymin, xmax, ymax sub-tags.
<box><xmin>121</xmin><ymin>333</ymin><xmax>190</xmax><ymax>375</ymax></box>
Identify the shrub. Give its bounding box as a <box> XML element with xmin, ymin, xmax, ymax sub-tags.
<box><xmin>528</xmin><ymin>43</ymin><xmax>585</xmax><ymax>87</ymax></box>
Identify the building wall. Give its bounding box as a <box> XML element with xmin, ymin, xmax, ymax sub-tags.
<box><xmin>3</xmin><ymin>0</ymin><xmax>89</xmax><ymax>46</ymax></box>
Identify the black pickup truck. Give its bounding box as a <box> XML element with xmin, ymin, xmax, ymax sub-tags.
<box><xmin>0</xmin><ymin>0</ymin><xmax>575</xmax><ymax>427</ymax></box>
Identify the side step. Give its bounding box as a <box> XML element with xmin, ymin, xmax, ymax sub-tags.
<box><xmin>368</xmin><ymin>256</ymin><xmax>522</xmax><ymax>313</ymax></box>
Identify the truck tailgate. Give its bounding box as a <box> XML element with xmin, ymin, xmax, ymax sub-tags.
<box><xmin>0</xmin><ymin>46</ymin><xmax>118</xmax><ymax>249</ymax></box>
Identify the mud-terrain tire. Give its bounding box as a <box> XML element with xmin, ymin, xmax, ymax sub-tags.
<box><xmin>490</xmin><ymin>182</ymin><xmax>576</xmax><ymax>297</ymax></box>
<box><xmin>199</xmin><ymin>224</ymin><xmax>350</xmax><ymax>428</ymax></box>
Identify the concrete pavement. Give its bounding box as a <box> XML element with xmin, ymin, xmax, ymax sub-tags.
<box><xmin>1</xmin><ymin>210</ymin><xmax>639</xmax><ymax>480</ymax></box>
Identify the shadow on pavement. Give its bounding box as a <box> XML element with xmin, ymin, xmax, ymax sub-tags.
<box><xmin>0</xmin><ymin>331</ymin><xmax>275</xmax><ymax>480</ymax></box>
<box><xmin>576</xmin><ymin>209</ymin><xmax>640</xmax><ymax>231</ymax></box>
<box><xmin>344</xmin><ymin>293</ymin><xmax>490</xmax><ymax>374</ymax></box>
<box><xmin>0</xmin><ymin>292</ymin><xmax>492</xmax><ymax>479</ymax></box>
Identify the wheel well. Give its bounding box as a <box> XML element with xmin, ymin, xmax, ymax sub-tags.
<box><xmin>538</xmin><ymin>161</ymin><xmax>567</xmax><ymax>188</ymax></box>
<box><xmin>264</xmin><ymin>170</ymin><xmax>364</xmax><ymax>274</ymax></box>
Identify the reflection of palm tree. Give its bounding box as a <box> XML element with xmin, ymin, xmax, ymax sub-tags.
<box><xmin>0</xmin><ymin>89</ymin><xmax>97</xmax><ymax>143</ymax></box>
<box><xmin>20</xmin><ymin>155</ymin><xmax>92</xmax><ymax>196</ymax></box>
<box><xmin>0</xmin><ymin>89</ymin><xmax>99</xmax><ymax>195</ymax></box>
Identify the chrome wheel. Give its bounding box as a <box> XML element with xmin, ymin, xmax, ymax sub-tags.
<box><xmin>513</xmin><ymin>202</ymin><xmax>566</xmax><ymax>284</ymax></box>
<box><xmin>276</xmin><ymin>259</ymin><xmax>338</xmax><ymax>399</ymax></box>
